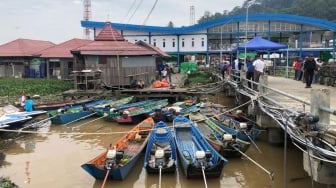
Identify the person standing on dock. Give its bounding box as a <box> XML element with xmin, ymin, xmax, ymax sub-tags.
<box><xmin>245</xmin><ymin>56</ymin><xmax>254</xmax><ymax>89</ymax></box>
<box><xmin>252</xmin><ymin>55</ymin><xmax>265</xmax><ymax>91</ymax></box>
<box><xmin>303</xmin><ymin>54</ymin><xmax>317</xmax><ymax>88</ymax></box>
<box><xmin>157</xmin><ymin>62</ymin><xmax>165</xmax><ymax>81</ymax></box>
<box><xmin>293</xmin><ymin>57</ymin><xmax>301</xmax><ymax>80</ymax></box>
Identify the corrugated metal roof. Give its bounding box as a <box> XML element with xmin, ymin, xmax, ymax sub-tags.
<box><xmin>0</xmin><ymin>38</ymin><xmax>55</xmax><ymax>57</ymax></box>
<box><xmin>38</xmin><ymin>38</ymin><xmax>92</xmax><ymax>58</ymax></box>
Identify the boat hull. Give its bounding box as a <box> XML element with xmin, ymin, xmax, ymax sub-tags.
<box><xmin>144</xmin><ymin>121</ymin><xmax>177</xmax><ymax>174</ymax></box>
<box><xmin>173</xmin><ymin>115</ymin><xmax>227</xmax><ymax>179</ymax></box>
<box><xmin>81</xmin><ymin>117</ymin><xmax>154</xmax><ymax>180</ymax></box>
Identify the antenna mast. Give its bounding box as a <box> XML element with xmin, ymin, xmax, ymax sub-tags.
<box><xmin>83</xmin><ymin>0</ymin><xmax>91</xmax><ymax>39</ymax></box>
<box><xmin>190</xmin><ymin>5</ymin><xmax>195</xmax><ymax>25</ymax></box>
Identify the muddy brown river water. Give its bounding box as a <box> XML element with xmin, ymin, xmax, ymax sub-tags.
<box><xmin>0</xmin><ymin>95</ymin><xmax>329</xmax><ymax>188</ymax></box>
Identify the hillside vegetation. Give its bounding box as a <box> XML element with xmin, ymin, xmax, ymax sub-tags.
<box><xmin>198</xmin><ymin>0</ymin><xmax>336</xmax><ymax>23</ymax></box>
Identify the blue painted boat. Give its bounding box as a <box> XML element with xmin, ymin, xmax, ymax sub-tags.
<box><xmin>211</xmin><ymin>114</ymin><xmax>261</xmax><ymax>142</ymax></box>
<box><xmin>0</xmin><ymin>105</ymin><xmax>46</xmax><ymax>129</ymax></box>
<box><xmin>173</xmin><ymin>115</ymin><xmax>227</xmax><ymax>179</ymax></box>
<box><xmin>189</xmin><ymin>112</ymin><xmax>250</xmax><ymax>158</ymax></box>
<box><xmin>81</xmin><ymin>117</ymin><xmax>154</xmax><ymax>180</ymax></box>
<box><xmin>47</xmin><ymin>99</ymin><xmax>108</xmax><ymax>125</ymax></box>
<box><xmin>144</xmin><ymin>121</ymin><xmax>177</xmax><ymax>173</ymax></box>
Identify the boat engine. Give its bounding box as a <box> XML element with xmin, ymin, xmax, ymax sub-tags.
<box><xmin>154</xmin><ymin>149</ymin><xmax>165</xmax><ymax>168</ymax></box>
<box><xmin>109</xmin><ymin>108</ymin><xmax>118</xmax><ymax>113</ymax></box>
<box><xmin>122</xmin><ymin>110</ymin><xmax>130</xmax><ymax>119</ymax></box>
<box><xmin>195</xmin><ymin>150</ymin><xmax>212</xmax><ymax>168</ymax></box>
<box><xmin>105</xmin><ymin>150</ymin><xmax>124</xmax><ymax>170</ymax></box>
<box><xmin>239</xmin><ymin>122</ymin><xmax>247</xmax><ymax>130</ymax></box>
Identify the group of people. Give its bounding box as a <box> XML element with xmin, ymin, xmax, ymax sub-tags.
<box><xmin>220</xmin><ymin>55</ymin><xmax>265</xmax><ymax>91</ymax></box>
<box><xmin>293</xmin><ymin>55</ymin><xmax>324</xmax><ymax>88</ymax></box>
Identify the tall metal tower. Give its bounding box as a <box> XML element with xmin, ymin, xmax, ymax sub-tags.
<box><xmin>83</xmin><ymin>0</ymin><xmax>91</xmax><ymax>39</ymax></box>
<box><xmin>190</xmin><ymin>5</ymin><xmax>195</xmax><ymax>25</ymax></box>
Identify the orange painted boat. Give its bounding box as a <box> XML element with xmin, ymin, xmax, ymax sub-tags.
<box><xmin>81</xmin><ymin>117</ymin><xmax>155</xmax><ymax>180</ymax></box>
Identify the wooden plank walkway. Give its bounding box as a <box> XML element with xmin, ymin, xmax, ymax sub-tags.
<box><xmin>265</xmin><ymin>76</ymin><xmax>336</xmax><ymax>124</ymax></box>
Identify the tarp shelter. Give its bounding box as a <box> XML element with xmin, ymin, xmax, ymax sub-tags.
<box><xmin>180</xmin><ymin>62</ymin><xmax>198</xmax><ymax>74</ymax></box>
<box><xmin>234</xmin><ymin>36</ymin><xmax>288</xmax><ymax>51</ymax></box>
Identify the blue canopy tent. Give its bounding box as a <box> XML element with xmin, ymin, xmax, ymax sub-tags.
<box><xmin>233</xmin><ymin>36</ymin><xmax>289</xmax><ymax>77</ymax></box>
<box><xmin>234</xmin><ymin>36</ymin><xmax>288</xmax><ymax>51</ymax></box>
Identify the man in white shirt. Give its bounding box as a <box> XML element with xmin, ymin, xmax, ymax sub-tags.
<box><xmin>252</xmin><ymin>55</ymin><xmax>265</xmax><ymax>90</ymax></box>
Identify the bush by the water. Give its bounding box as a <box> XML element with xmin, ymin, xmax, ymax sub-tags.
<box><xmin>0</xmin><ymin>177</ymin><xmax>18</xmax><ymax>188</ymax></box>
<box><xmin>184</xmin><ymin>71</ymin><xmax>213</xmax><ymax>86</ymax></box>
<box><xmin>0</xmin><ymin>78</ymin><xmax>73</xmax><ymax>97</ymax></box>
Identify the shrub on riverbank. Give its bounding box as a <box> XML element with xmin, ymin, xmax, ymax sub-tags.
<box><xmin>0</xmin><ymin>78</ymin><xmax>73</xmax><ymax>97</ymax></box>
<box><xmin>0</xmin><ymin>176</ymin><xmax>18</xmax><ymax>188</ymax></box>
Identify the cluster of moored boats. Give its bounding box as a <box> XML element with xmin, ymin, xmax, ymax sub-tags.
<box><xmin>0</xmin><ymin>96</ymin><xmax>263</xmax><ymax>187</ymax></box>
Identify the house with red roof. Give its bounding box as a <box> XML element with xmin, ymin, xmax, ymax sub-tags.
<box><xmin>0</xmin><ymin>39</ymin><xmax>55</xmax><ymax>78</ymax></box>
<box><xmin>71</xmin><ymin>22</ymin><xmax>170</xmax><ymax>90</ymax></box>
<box><xmin>37</xmin><ymin>38</ymin><xmax>92</xmax><ymax>80</ymax></box>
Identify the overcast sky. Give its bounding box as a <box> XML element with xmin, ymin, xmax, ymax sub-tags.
<box><xmin>0</xmin><ymin>0</ymin><xmax>245</xmax><ymax>45</ymax></box>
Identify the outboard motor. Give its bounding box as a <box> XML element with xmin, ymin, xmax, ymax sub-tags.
<box><xmin>239</xmin><ymin>122</ymin><xmax>247</xmax><ymax>130</ymax></box>
<box><xmin>222</xmin><ymin>134</ymin><xmax>233</xmax><ymax>147</ymax></box>
<box><xmin>105</xmin><ymin>150</ymin><xmax>124</xmax><ymax>170</ymax></box>
<box><xmin>195</xmin><ymin>150</ymin><xmax>212</xmax><ymax>168</ymax></box>
<box><xmin>122</xmin><ymin>110</ymin><xmax>130</xmax><ymax>119</ymax></box>
<box><xmin>57</xmin><ymin>109</ymin><xmax>65</xmax><ymax>114</ymax></box>
<box><xmin>109</xmin><ymin>108</ymin><xmax>118</xmax><ymax>113</ymax></box>
<box><xmin>154</xmin><ymin>149</ymin><xmax>165</xmax><ymax>168</ymax></box>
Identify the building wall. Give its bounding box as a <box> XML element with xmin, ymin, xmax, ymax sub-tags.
<box><xmin>82</xmin><ymin>55</ymin><xmax>156</xmax><ymax>87</ymax></box>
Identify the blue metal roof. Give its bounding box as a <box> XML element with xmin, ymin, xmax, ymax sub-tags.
<box><xmin>81</xmin><ymin>13</ymin><xmax>336</xmax><ymax>34</ymax></box>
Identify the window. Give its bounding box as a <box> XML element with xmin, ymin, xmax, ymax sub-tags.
<box><xmin>172</xmin><ymin>39</ymin><xmax>175</xmax><ymax>47</ymax></box>
<box><xmin>182</xmin><ymin>38</ymin><xmax>185</xmax><ymax>47</ymax></box>
<box><xmin>163</xmin><ymin>39</ymin><xmax>166</xmax><ymax>48</ymax></box>
<box><xmin>201</xmin><ymin>38</ymin><xmax>205</xmax><ymax>47</ymax></box>
<box><xmin>153</xmin><ymin>39</ymin><xmax>156</xmax><ymax>47</ymax></box>
<box><xmin>191</xmin><ymin>38</ymin><xmax>195</xmax><ymax>47</ymax></box>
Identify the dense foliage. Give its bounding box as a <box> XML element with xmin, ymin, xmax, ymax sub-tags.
<box><xmin>0</xmin><ymin>177</ymin><xmax>18</xmax><ymax>188</ymax></box>
<box><xmin>0</xmin><ymin>78</ymin><xmax>73</xmax><ymax>97</ymax></box>
<box><xmin>186</xmin><ymin>72</ymin><xmax>213</xmax><ymax>85</ymax></box>
<box><xmin>198</xmin><ymin>0</ymin><xmax>336</xmax><ymax>24</ymax></box>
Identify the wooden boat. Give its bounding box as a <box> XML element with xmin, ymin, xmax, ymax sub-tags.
<box><xmin>47</xmin><ymin>99</ymin><xmax>107</xmax><ymax>125</ymax></box>
<box><xmin>189</xmin><ymin>112</ymin><xmax>250</xmax><ymax>158</ymax></box>
<box><xmin>0</xmin><ymin>105</ymin><xmax>46</xmax><ymax>129</ymax></box>
<box><xmin>144</xmin><ymin>121</ymin><xmax>177</xmax><ymax>173</ymax></box>
<box><xmin>93</xmin><ymin>96</ymin><xmax>134</xmax><ymax>117</ymax></box>
<box><xmin>154</xmin><ymin>102</ymin><xmax>200</xmax><ymax>122</ymax></box>
<box><xmin>94</xmin><ymin>99</ymin><xmax>155</xmax><ymax>122</ymax></box>
<box><xmin>211</xmin><ymin>114</ymin><xmax>261</xmax><ymax>142</ymax></box>
<box><xmin>48</xmin><ymin>97</ymin><xmax>133</xmax><ymax>125</ymax></box>
<box><xmin>173</xmin><ymin>115</ymin><xmax>227</xmax><ymax>179</ymax></box>
<box><xmin>114</xmin><ymin>99</ymin><xmax>169</xmax><ymax>124</ymax></box>
<box><xmin>81</xmin><ymin>117</ymin><xmax>154</xmax><ymax>180</ymax></box>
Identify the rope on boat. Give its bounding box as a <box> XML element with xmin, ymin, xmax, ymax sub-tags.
<box><xmin>231</xmin><ymin>145</ymin><xmax>274</xmax><ymax>181</ymax></box>
<box><xmin>201</xmin><ymin>166</ymin><xmax>208</xmax><ymax>188</ymax></box>
<box><xmin>71</xmin><ymin>114</ymin><xmax>107</xmax><ymax>131</ymax></box>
